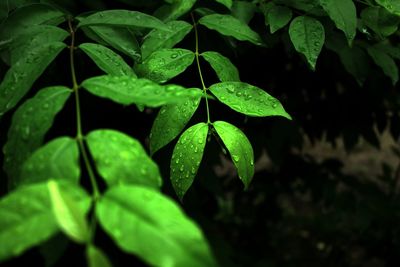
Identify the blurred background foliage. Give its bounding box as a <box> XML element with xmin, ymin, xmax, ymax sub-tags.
<box><xmin>1</xmin><ymin>0</ymin><xmax>400</xmax><ymax>266</ymax></box>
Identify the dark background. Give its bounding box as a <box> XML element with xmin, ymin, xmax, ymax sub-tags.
<box><xmin>1</xmin><ymin>0</ymin><xmax>400</xmax><ymax>266</ymax></box>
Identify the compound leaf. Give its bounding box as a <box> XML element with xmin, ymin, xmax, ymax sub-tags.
<box><xmin>82</xmin><ymin>75</ymin><xmax>202</xmax><ymax>107</ymax></box>
<box><xmin>199</xmin><ymin>14</ymin><xmax>262</xmax><ymax>45</ymax></box>
<box><xmin>201</xmin><ymin>51</ymin><xmax>240</xmax><ymax>82</ymax></box>
<box><xmin>0</xmin><ymin>181</ymin><xmax>91</xmax><ymax>262</ymax></box>
<box><xmin>288</xmin><ymin>16</ymin><xmax>324</xmax><ymax>70</ymax></box>
<box><xmin>0</xmin><ymin>42</ymin><xmax>67</xmax><ymax>116</ymax></box>
<box><xmin>80</xmin><ymin>43</ymin><xmax>136</xmax><ymax>76</ymax></box>
<box><xmin>78</xmin><ymin>10</ymin><xmax>168</xmax><ymax>30</ymax></box>
<box><xmin>20</xmin><ymin>137</ymin><xmax>80</xmax><ymax>186</ymax></box>
<box><xmin>135</xmin><ymin>48</ymin><xmax>195</xmax><ymax>83</ymax></box>
<box><xmin>86</xmin><ymin>129</ymin><xmax>162</xmax><ymax>189</ymax></box>
<box><xmin>319</xmin><ymin>0</ymin><xmax>357</xmax><ymax>44</ymax></box>
<box><xmin>213</xmin><ymin>121</ymin><xmax>254</xmax><ymax>189</ymax></box>
<box><xmin>150</xmin><ymin>93</ymin><xmax>202</xmax><ymax>155</ymax></box>
<box><xmin>48</xmin><ymin>180</ymin><xmax>90</xmax><ymax>244</ymax></box>
<box><xmin>141</xmin><ymin>20</ymin><xmax>192</xmax><ymax>60</ymax></box>
<box><xmin>170</xmin><ymin>123</ymin><xmax>208</xmax><ymax>200</ymax></box>
<box><xmin>96</xmin><ymin>185</ymin><xmax>217</xmax><ymax>267</ymax></box>
<box><xmin>3</xmin><ymin>86</ymin><xmax>72</xmax><ymax>187</ymax></box>
<box><xmin>209</xmin><ymin>82</ymin><xmax>291</xmax><ymax>119</ymax></box>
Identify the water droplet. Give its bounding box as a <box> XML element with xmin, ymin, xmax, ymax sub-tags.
<box><xmin>250</xmin><ymin>159</ymin><xmax>254</xmax><ymax>166</ymax></box>
<box><xmin>171</xmin><ymin>53</ymin><xmax>178</xmax><ymax>59</ymax></box>
<box><xmin>43</xmin><ymin>103</ymin><xmax>49</xmax><ymax>109</ymax></box>
<box><xmin>227</xmin><ymin>87</ymin><xmax>235</xmax><ymax>93</ymax></box>
<box><xmin>198</xmin><ymin>138</ymin><xmax>204</xmax><ymax>144</ymax></box>
<box><xmin>191</xmin><ymin>167</ymin><xmax>196</xmax><ymax>174</ymax></box>
<box><xmin>175</xmin><ymin>158</ymin><xmax>180</xmax><ymax>164</ymax></box>
<box><xmin>236</xmin><ymin>91</ymin><xmax>242</xmax><ymax>97</ymax></box>
<box><xmin>194</xmin><ymin>146</ymin><xmax>198</xmax><ymax>153</ymax></box>
<box><xmin>140</xmin><ymin>168</ymin><xmax>147</xmax><ymax>175</ymax></box>
<box><xmin>232</xmin><ymin>155</ymin><xmax>239</xmax><ymax>162</ymax></box>
<box><xmin>179</xmin><ymin>165</ymin><xmax>184</xmax><ymax>172</ymax></box>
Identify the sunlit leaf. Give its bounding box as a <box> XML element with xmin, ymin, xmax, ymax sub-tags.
<box><xmin>150</xmin><ymin>93</ymin><xmax>202</xmax><ymax>155</ymax></box>
<box><xmin>96</xmin><ymin>185</ymin><xmax>218</xmax><ymax>267</ymax></box>
<box><xmin>47</xmin><ymin>180</ymin><xmax>90</xmax><ymax>243</ymax></box>
<box><xmin>81</xmin><ymin>75</ymin><xmax>202</xmax><ymax>107</ymax></box>
<box><xmin>141</xmin><ymin>20</ymin><xmax>192</xmax><ymax>60</ymax></box>
<box><xmin>86</xmin><ymin>129</ymin><xmax>162</xmax><ymax>188</ymax></box>
<box><xmin>319</xmin><ymin>0</ymin><xmax>357</xmax><ymax>44</ymax></box>
<box><xmin>0</xmin><ymin>181</ymin><xmax>91</xmax><ymax>262</ymax></box>
<box><xmin>289</xmin><ymin>16</ymin><xmax>324</xmax><ymax>70</ymax></box>
<box><xmin>209</xmin><ymin>82</ymin><xmax>291</xmax><ymax>119</ymax></box>
<box><xmin>170</xmin><ymin>123</ymin><xmax>208</xmax><ymax>200</ymax></box>
<box><xmin>135</xmin><ymin>48</ymin><xmax>194</xmax><ymax>83</ymax></box>
<box><xmin>199</xmin><ymin>14</ymin><xmax>262</xmax><ymax>45</ymax></box>
<box><xmin>367</xmin><ymin>46</ymin><xmax>399</xmax><ymax>85</ymax></box>
<box><xmin>78</xmin><ymin>10</ymin><xmax>168</xmax><ymax>30</ymax></box>
<box><xmin>20</xmin><ymin>137</ymin><xmax>80</xmax><ymax>186</ymax></box>
<box><xmin>86</xmin><ymin>245</ymin><xmax>113</xmax><ymax>267</ymax></box>
<box><xmin>0</xmin><ymin>42</ymin><xmax>66</xmax><ymax>116</ymax></box>
<box><xmin>3</xmin><ymin>86</ymin><xmax>71</xmax><ymax>187</ymax></box>
<box><xmin>267</xmin><ymin>4</ymin><xmax>293</xmax><ymax>33</ymax></box>
<box><xmin>80</xmin><ymin>43</ymin><xmax>136</xmax><ymax>76</ymax></box>
<box><xmin>376</xmin><ymin>0</ymin><xmax>400</xmax><ymax>16</ymax></box>
<box><xmin>213</xmin><ymin>121</ymin><xmax>254</xmax><ymax>189</ymax></box>
<box><xmin>88</xmin><ymin>26</ymin><xmax>141</xmax><ymax>62</ymax></box>
<box><xmin>201</xmin><ymin>51</ymin><xmax>240</xmax><ymax>82</ymax></box>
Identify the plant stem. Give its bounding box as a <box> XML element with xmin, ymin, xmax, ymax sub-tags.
<box><xmin>191</xmin><ymin>12</ymin><xmax>211</xmax><ymax>124</ymax></box>
<box><xmin>68</xmin><ymin>18</ymin><xmax>100</xmax><ymax>200</ymax></box>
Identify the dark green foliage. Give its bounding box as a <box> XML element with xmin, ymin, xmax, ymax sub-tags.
<box><xmin>0</xmin><ymin>0</ymin><xmax>399</xmax><ymax>266</ymax></box>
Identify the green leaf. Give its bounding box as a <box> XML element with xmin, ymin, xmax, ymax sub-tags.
<box><xmin>154</xmin><ymin>0</ymin><xmax>197</xmax><ymax>22</ymax></box>
<box><xmin>0</xmin><ymin>42</ymin><xmax>66</xmax><ymax>116</ymax></box>
<box><xmin>267</xmin><ymin>4</ymin><xmax>293</xmax><ymax>33</ymax></box>
<box><xmin>288</xmin><ymin>16</ymin><xmax>325</xmax><ymax>70</ymax></box>
<box><xmin>274</xmin><ymin>0</ymin><xmax>323</xmax><ymax>15</ymax></box>
<box><xmin>135</xmin><ymin>48</ymin><xmax>195</xmax><ymax>83</ymax></box>
<box><xmin>80</xmin><ymin>43</ymin><xmax>136</xmax><ymax>77</ymax></box>
<box><xmin>170</xmin><ymin>123</ymin><xmax>208</xmax><ymax>200</ymax></box>
<box><xmin>150</xmin><ymin>94</ymin><xmax>202</xmax><ymax>155</ymax></box>
<box><xmin>0</xmin><ymin>3</ymin><xmax>65</xmax><ymax>40</ymax></box>
<box><xmin>47</xmin><ymin>180</ymin><xmax>90</xmax><ymax>243</ymax></box>
<box><xmin>0</xmin><ymin>181</ymin><xmax>91</xmax><ymax>262</ymax></box>
<box><xmin>3</xmin><ymin>86</ymin><xmax>71</xmax><ymax>187</ymax></box>
<box><xmin>319</xmin><ymin>0</ymin><xmax>357</xmax><ymax>44</ymax></box>
<box><xmin>215</xmin><ymin>0</ymin><xmax>232</xmax><ymax>9</ymax></box>
<box><xmin>367</xmin><ymin>46</ymin><xmax>399</xmax><ymax>85</ymax></box>
<box><xmin>376</xmin><ymin>0</ymin><xmax>400</xmax><ymax>16</ymax></box>
<box><xmin>96</xmin><ymin>185</ymin><xmax>217</xmax><ymax>267</ymax></box>
<box><xmin>78</xmin><ymin>10</ymin><xmax>168</xmax><ymax>30</ymax></box>
<box><xmin>4</xmin><ymin>25</ymin><xmax>68</xmax><ymax>65</ymax></box>
<box><xmin>86</xmin><ymin>245</ymin><xmax>113</xmax><ymax>267</ymax></box>
<box><xmin>325</xmin><ymin>32</ymin><xmax>370</xmax><ymax>86</ymax></box>
<box><xmin>201</xmin><ymin>51</ymin><xmax>240</xmax><ymax>82</ymax></box>
<box><xmin>86</xmin><ymin>129</ymin><xmax>162</xmax><ymax>188</ymax></box>
<box><xmin>141</xmin><ymin>20</ymin><xmax>192</xmax><ymax>60</ymax></box>
<box><xmin>81</xmin><ymin>75</ymin><xmax>202</xmax><ymax>107</ymax></box>
<box><xmin>209</xmin><ymin>82</ymin><xmax>291</xmax><ymax>119</ymax></box>
<box><xmin>213</xmin><ymin>121</ymin><xmax>254</xmax><ymax>189</ymax></box>
<box><xmin>88</xmin><ymin>26</ymin><xmax>141</xmax><ymax>62</ymax></box>
<box><xmin>361</xmin><ymin>6</ymin><xmax>400</xmax><ymax>37</ymax></box>
<box><xmin>198</xmin><ymin>14</ymin><xmax>263</xmax><ymax>45</ymax></box>
<box><xmin>231</xmin><ymin>1</ymin><xmax>257</xmax><ymax>24</ymax></box>
<box><xmin>20</xmin><ymin>137</ymin><xmax>80</xmax><ymax>186</ymax></box>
